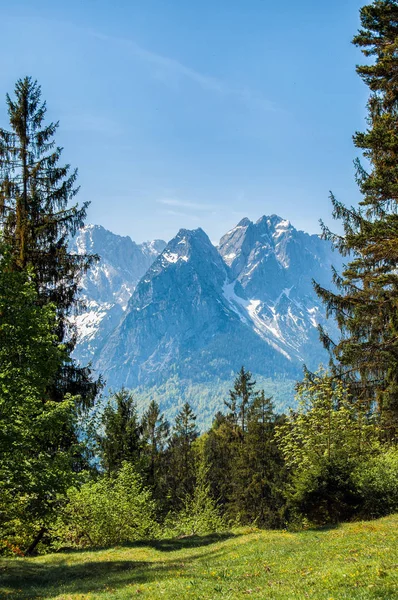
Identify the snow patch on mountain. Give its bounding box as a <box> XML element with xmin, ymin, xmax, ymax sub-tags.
<box><xmin>222</xmin><ymin>281</ymin><xmax>292</xmax><ymax>360</ymax></box>
<box><xmin>163</xmin><ymin>252</ymin><xmax>189</xmax><ymax>263</ymax></box>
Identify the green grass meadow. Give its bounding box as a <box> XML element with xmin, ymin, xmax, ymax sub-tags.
<box><xmin>1</xmin><ymin>514</ymin><xmax>397</xmax><ymax>599</ymax></box>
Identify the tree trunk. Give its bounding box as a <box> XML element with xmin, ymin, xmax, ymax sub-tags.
<box><xmin>25</xmin><ymin>526</ymin><xmax>46</xmax><ymax>556</ymax></box>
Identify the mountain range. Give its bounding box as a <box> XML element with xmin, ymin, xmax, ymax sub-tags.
<box><xmin>72</xmin><ymin>216</ymin><xmax>342</xmax><ymax>426</ymax></box>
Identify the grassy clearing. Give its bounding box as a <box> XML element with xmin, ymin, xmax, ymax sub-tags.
<box><xmin>1</xmin><ymin>515</ymin><xmax>397</xmax><ymax>599</ymax></box>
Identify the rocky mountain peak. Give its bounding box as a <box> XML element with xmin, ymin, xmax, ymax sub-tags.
<box><xmin>236</xmin><ymin>217</ymin><xmax>253</xmax><ymax>228</ymax></box>
<box><xmin>131</xmin><ymin>226</ymin><xmax>230</xmax><ymax>311</ymax></box>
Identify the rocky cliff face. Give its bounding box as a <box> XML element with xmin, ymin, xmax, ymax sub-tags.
<box><xmin>70</xmin><ymin>225</ymin><xmax>165</xmax><ymax>362</ymax></box>
<box><xmin>218</xmin><ymin>215</ymin><xmax>341</xmax><ymax>366</ymax></box>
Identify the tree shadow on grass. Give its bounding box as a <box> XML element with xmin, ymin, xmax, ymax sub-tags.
<box><xmin>130</xmin><ymin>531</ymin><xmax>237</xmax><ymax>552</ymax></box>
<box><xmin>1</xmin><ymin>558</ymin><xmax>162</xmax><ymax>599</ymax></box>
<box><xmin>0</xmin><ymin>534</ymin><xmax>238</xmax><ymax>599</ymax></box>
<box><xmin>56</xmin><ymin>531</ymin><xmax>238</xmax><ymax>555</ymax></box>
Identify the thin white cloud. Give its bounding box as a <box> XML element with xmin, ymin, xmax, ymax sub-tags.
<box><xmin>91</xmin><ymin>31</ymin><xmax>276</xmax><ymax>112</ymax></box>
<box><xmin>159</xmin><ymin>208</ymin><xmax>200</xmax><ymax>220</ymax></box>
<box><xmin>158</xmin><ymin>198</ymin><xmax>216</xmax><ymax>211</ymax></box>
<box><xmin>5</xmin><ymin>16</ymin><xmax>277</xmax><ymax>114</ymax></box>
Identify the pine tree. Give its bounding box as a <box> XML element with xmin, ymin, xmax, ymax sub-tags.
<box><xmin>0</xmin><ymin>77</ymin><xmax>99</xmax><ymax>407</ymax></box>
<box><xmin>314</xmin><ymin>0</ymin><xmax>398</xmax><ymax>438</ymax></box>
<box><xmin>218</xmin><ymin>386</ymin><xmax>286</xmax><ymax>526</ymax></box>
<box><xmin>207</xmin><ymin>373</ymin><xmax>286</xmax><ymax>526</ymax></box>
<box><xmin>224</xmin><ymin>366</ymin><xmax>256</xmax><ymax>434</ymax></box>
<box><xmin>243</xmin><ymin>392</ymin><xmax>286</xmax><ymax>527</ymax></box>
<box><xmin>204</xmin><ymin>412</ymin><xmax>241</xmax><ymax>516</ymax></box>
<box><xmin>141</xmin><ymin>400</ymin><xmax>169</xmax><ymax>499</ymax></box>
<box><xmin>168</xmin><ymin>445</ymin><xmax>225</xmax><ymax>536</ymax></box>
<box><xmin>166</xmin><ymin>403</ymin><xmax>199</xmax><ymax>508</ymax></box>
<box><xmin>97</xmin><ymin>389</ymin><xmax>142</xmax><ymax>475</ymax></box>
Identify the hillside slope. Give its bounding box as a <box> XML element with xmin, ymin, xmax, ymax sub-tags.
<box><xmin>1</xmin><ymin>514</ymin><xmax>397</xmax><ymax>599</ymax></box>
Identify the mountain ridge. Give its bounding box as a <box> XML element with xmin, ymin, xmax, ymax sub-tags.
<box><xmin>71</xmin><ymin>215</ymin><xmax>341</xmax><ymax>425</ymax></box>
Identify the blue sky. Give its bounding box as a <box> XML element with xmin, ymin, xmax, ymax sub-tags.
<box><xmin>1</xmin><ymin>0</ymin><xmax>366</xmax><ymax>243</ymax></box>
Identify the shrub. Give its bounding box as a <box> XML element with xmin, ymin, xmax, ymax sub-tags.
<box><xmin>163</xmin><ymin>461</ymin><xmax>226</xmax><ymax>537</ymax></box>
<box><xmin>276</xmin><ymin>370</ymin><xmax>380</xmax><ymax>525</ymax></box>
<box><xmin>58</xmin><ymin>463</ymin><xmax>159</xmax><ymax>548</ymax></box>
<box><xmin>286</xmin><ymin>457</ymin><xmax>361</xmax><ymax>525</ymax></box>
<box><xmin>353</xmin><ymin>448</ymin><xmax>398</xmax><ymax>519</ymax></box>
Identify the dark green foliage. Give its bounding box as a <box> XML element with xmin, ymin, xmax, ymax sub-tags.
<box><xmin>241</xmin><ymin>393</ymin><xmax>287</xmax><ymax>527</ymax></box>
<box><xmin>204</xmin><ymin>412</ymin><xmax>240</xmax><ymax>514</ymax></box>
<box><xmin>165</xmin><ymin>402</ymin><xmax>199</xmax><ymax>509</ymax></box>
<box><xmin>224</xmin><ymin>366</ymin><xmax>257</xmax><ymax>433</ymax></box>
<box><xmin>97</xmin><ymin>389</ymin><xmax>141</xmax><ymax>475</ymax></box>
<box><xmin>141</xmin><ymin>400</ymin><xmax>170</xmax><ymax>502</ymax></box>
<box><xmin>0</xmin><ymin>77</ymin><xmax>99</xmax><ymax>408</ymax></box>
<box><xmin>287</xmin><ymin>459</ymin><xmax>361</xmax><ymax>526</ymax></box>
<box><xmin>0</xmin><ymin>77</ymin><xmax>88</xmax><ymax>300</ymax></box>
<box><xmin>205</xmin><ymin>371</ymin><xmax>287</xmax><ymax>527</ymax></box>
<box><xmin>314</xmin><ymin>0</ymin><xmax>398</xmax><ymax>439</ymax></box>
<box><xmin>163</xmin><ymin>449</ymin><xmax>226</xmax><ymax>537</ymax></box>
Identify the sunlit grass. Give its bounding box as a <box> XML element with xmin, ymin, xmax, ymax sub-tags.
<box><xmin>1</xmin><ymin>515</ymin><xmax>397</xmax><ymax>599</ymax></box>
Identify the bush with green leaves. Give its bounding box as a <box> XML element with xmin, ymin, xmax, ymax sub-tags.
<box><xmin>353</xmin><ymin>447</ymin><xmax>398</xmax><ymax>519</ymax></box>
<box><xmin>285</xmin><ymin>456</ymin><xmax>362</xmax><ymax>525</ymax></box>
<box><xmin>0</xmin><ymin>250</ymin><xmax>81</xmax><ymax>555</ymax></box>
<box><xmin>58</xmin><ymin>463</ymin><xmax>159</xmax><ymax>548</ymax></box>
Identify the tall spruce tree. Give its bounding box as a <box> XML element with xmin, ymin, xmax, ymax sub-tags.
<box><xmin>206</xmin><ymin>381</ymin><xmax>286</xmax><ymax>525</ymax></box>
<box><xmin>0</xmin><ymin>77</ymin><xmax>99</xmax><ymax>407</ymax></box>
<box><xmin>141</xmin><ymin>400</ymin><xmax>169</xmax><ymax>501</ymax></box>
<box><xmin>314</xmin><ymin>0</ymin><xmax>398</xmax><ymax>439</ymax></box>
<box><xmin>224</xmin><ymin>366</ymin><xmax>256</xmax><ymax>434</ymax></box>
<box><xmin>166</xmin><ymin>403</ymin><xmax>199</xmax><ymax>508</ymax></box>
<box><xmin>243</xmin><ymin>392</ymin><xmax>286</xmax><ymax>527</ymax></box>
<box><xmin>204</xmin><ymin>412</ymin><xmax>241</xmax><ymax>516</ymax></box>
<box><xmin>97</xmin><ymin>389</ymin><xmax>142</xmax><ymax>475</ymax></box>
